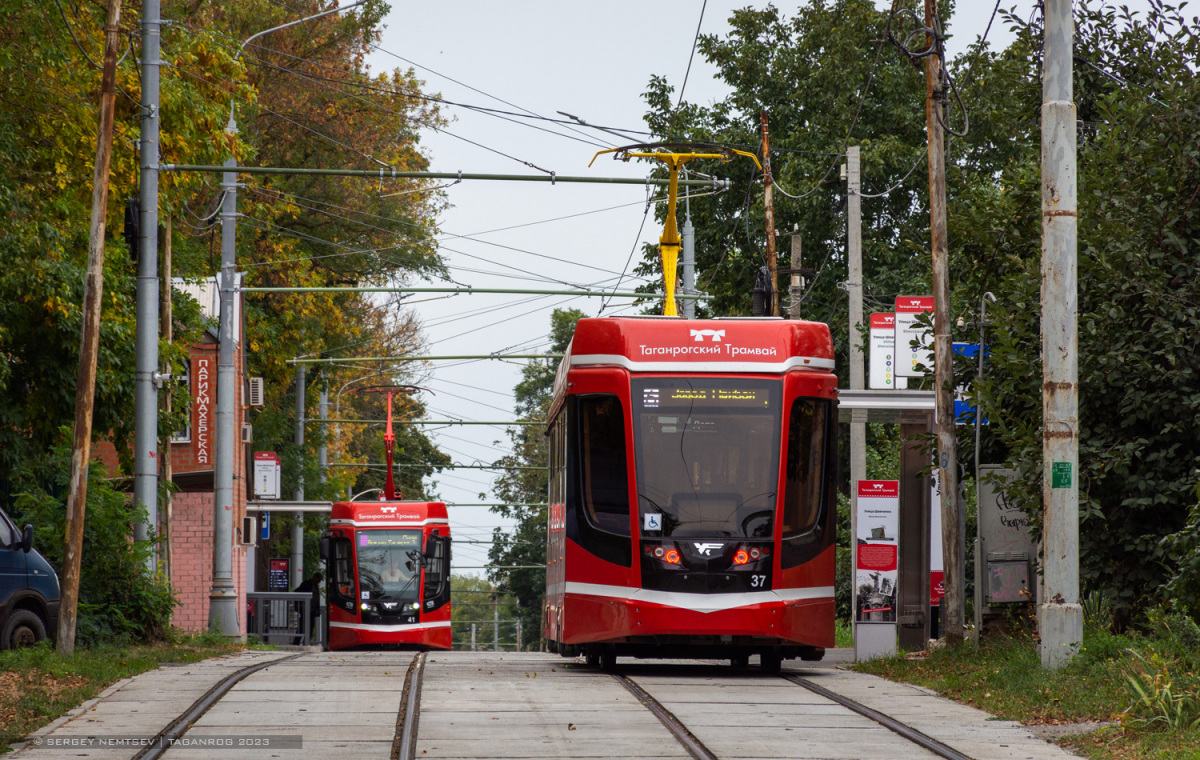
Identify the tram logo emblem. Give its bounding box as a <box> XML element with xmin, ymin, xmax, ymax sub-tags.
<box><xmin>693</xmin><ymin>542</ymin><xmax>723</xmax><ymax>556</ymax></box>
<box><xmin>690</xmin><ymin>329</ymin><xmax>725</xmax><ymax>342</ymax></box>
<box><xmin>380</xmin><ymin>506</ymin><xmax>398</xmax><ymax>514</ymax></box>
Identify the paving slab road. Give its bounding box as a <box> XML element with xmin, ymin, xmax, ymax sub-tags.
<box><xmin>12</xmin><ymin>648</ymin><xmax>1084</xmax><ymax>760</ymax></box>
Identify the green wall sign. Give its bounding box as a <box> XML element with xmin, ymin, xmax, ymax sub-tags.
<box><xmin>1051</xmin><ymin>461</ymin><xmax>1073</xmax><ymax>489</ymax></box>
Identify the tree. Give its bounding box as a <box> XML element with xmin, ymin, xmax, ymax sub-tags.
<box><xmin>488</xmin><ymin>309</ymin><xmax>585</xmax><ymax>649</ymax></box>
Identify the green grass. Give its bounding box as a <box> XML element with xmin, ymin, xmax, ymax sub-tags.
<box><xmin>851</xmin><ymin>619</ymin><xmax>1200</xmax><ymax>760</ymax></box>
<box><xmin>0</xmin><ymin>636</ymin><xmax>264</xmax><ymax>754</ymax></box>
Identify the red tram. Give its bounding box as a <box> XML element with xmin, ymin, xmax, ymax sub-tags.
<box><xmin>320</xmin><ymin>499</ymin><xmax>452</xmax><ymax>650</ymax></box>
<box><xmin>544</xmin><ymin>316</ymin><xmax>838</xmax><ymax>671</ymax></box>
<box><xmin>318</xmin><ymin>386</ymin><xmax>452</xmax><ymax>650</ymax></box>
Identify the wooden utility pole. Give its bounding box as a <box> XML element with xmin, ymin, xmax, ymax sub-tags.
<box><xmin>60</xmin><ymin>0</ymin><xmax>124</xmax><ymax>655</ymax></box>
<box><xmin>924</xmin><ymin>0</ymin><xmax>964</xmax><ymax>646</ymax></box>
<box><xmin>761</xmin><ymin>110</ymin><xmax>778</xmax><ymax>316</ymax></box>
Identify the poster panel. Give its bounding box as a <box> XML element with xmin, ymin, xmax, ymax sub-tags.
<box><xmin>856</xmin><ymin>480</ymin><xmax>899</xmax><ymax>623</ymax></box>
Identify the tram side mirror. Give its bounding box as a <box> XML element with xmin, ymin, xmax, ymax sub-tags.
<box><xmin>318</xmin><ymin>536</ymin><xmax>330</xmax><ymax>561</ymax></box>
<box><xmin>424</xmin><ymin>532</ymin><xmax>438</xmax><ymax>558</ymax></box>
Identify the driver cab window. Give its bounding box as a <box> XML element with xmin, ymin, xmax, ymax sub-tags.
<box><xmin>577</xmin><ymin>394</ymin><xmax>630</xmax><ymax>536</ymax></box>
<box><xmin>782</xmin><ymin>398</ymin><xmax>829</xmax><ymax>537</ymax></box>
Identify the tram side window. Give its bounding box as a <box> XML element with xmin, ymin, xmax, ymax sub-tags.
<box><xmin>577</xmin><ymin>395</ymin><xmax>630</xmax><ymax>536</ymax></box>
<box><xmin>782</xmin><ymin>398</ymin><xmax>830</xmax><ymax>537</ymax></box>
<box><xmin>422</xmin><ymin>532</ymin><xmax>450</xmax><ymax>611</ymax></box>
<box><xmin>329</xmin><ymin>538</ymin><xmax>355</xmax><ymax>612</ymax></box>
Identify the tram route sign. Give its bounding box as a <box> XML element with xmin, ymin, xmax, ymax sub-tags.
<box><xmin>868</xmin><ymin>313</ymin><xmax>908</xmax><ymax>390</ymax></box>
<box><xmin>894</xmin><ymin>296</ymin><xmax>934</xmax><ymax>378</ymax></box>
<box><xmin>253</xmin><ymin>452</ymin><xmax>281</xmax><ymax>500</ymax></box>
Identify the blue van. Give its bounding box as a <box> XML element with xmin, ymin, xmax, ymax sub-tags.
<box><xmin>0</xmin><ymin>506</ymin><xmax>60</xmax><ymax>648</ymax></box>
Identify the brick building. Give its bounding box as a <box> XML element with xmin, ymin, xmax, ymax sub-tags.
<box><xmin>96</xmin><ymin>277</ymin><xmax>251</xmax><ymax>635</ymax></box>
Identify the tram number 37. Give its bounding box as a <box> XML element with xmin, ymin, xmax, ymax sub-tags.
<box><xmin>751</xmin><ymin>575</ymin><xmax>767</xmax><ymax>588</ymax></box>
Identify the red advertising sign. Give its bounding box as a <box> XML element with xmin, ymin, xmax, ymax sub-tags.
<box><xmin>194</xmin><ymin>356</ymin><xmax>213</xmax><ymax>466</ymax></box>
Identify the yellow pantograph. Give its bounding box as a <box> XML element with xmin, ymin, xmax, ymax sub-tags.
<box><xmin>591</xmin><ymin>146</ymin><xmax>760</xmax><ymax>316</ymax></box>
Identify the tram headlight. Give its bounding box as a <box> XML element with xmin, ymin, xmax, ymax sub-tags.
<box><xmin>410</xmin><ymin>602</ymin><xmax>421</xmax><ymax>610</ymax></box>
<box><xmin>361</xmin><ymin>602</ymin><xmax>371</xmax><ymax>611</ymax></box>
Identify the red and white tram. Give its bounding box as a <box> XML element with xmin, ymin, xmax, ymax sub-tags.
<box><xmin>321</xmin><ymin>499</ymin><xmax>452</xmax><ymax>650</ymax></box>
<box><xmin>319</xmin><ymin>387</ymin><xmax>452</xmax><ymax>650</ymax></box>
<box><xmin>544</xmin><ymin>316</ymin><xmax>838</xmax><ymax>671</ymax></box>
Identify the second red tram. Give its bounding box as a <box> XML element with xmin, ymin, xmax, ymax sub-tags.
<box><xmin>544</xmin><ymin>316</ymin><xmax>838</xmax><ymax>670</ymax></box>
<box><xmin>320</xmin><ymin>499</ymin><xmax>452</xmax><ymax>650</ymax></box>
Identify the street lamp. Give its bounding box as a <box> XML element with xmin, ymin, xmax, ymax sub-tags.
<box><xmin>974</xmin><ymin>292</ymin><xmax>997</xmax><ymax>488</ymax></box>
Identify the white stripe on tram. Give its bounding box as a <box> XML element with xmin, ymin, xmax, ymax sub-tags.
<box><xmin>328</xmin><ymin>621</ymin><xmax>452</xmax><ymax>633</ymax></box>
<box><xmin>563</xmin><ymin>582</ymin><xmax>834</xmax><ymax>614</ymax></box>
<box><xmin>569</xmin><ymin>353</ymin><xmax>836</xmax><ymax>373</ymax></box>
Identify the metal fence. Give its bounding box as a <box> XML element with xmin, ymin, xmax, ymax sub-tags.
<box><xmin>247</xmin><ymin>592</ymin><xmax>320</xmax><ymax>646</ymax></box>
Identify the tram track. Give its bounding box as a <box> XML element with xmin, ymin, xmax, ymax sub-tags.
<box><xmin>611</xmin><ymin>673</ymin><xmax>720</xmax><ymax>760</ymax></box>
<box><xmin>130</xmin><ymin>653</ymin><xmax>304</xmax><ymax>760</ymax></box>
<box><xmin>391</xmin><ymin>651</ymin><xmax>427</xmax><ymax>760</ymax></box>
<box><xmin>781</xmin><ymin>672</ymin><xmax>974</xmax><ymax>760</ymax></box>
<box><xmin>610</xmin><ymin>663</ymin><xmax>977</xmax><ymax>760</ymax></box>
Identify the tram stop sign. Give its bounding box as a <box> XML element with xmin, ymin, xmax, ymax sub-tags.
<box><xmin>254</xmin><ymin>451</ymin><xmax>281</xmax><ymax>499</ymax></box>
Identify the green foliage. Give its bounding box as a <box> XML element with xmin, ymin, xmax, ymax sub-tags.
<box><xmin>1122</xmin><ymin>650</ymin><xmax>1200</xmax><ymax>731</ymax></box>
<box><xmin>488</xmin><ymin>309</ymin><xmax>586</xmax><ymax>649</ymax></box>
<box><xmin>640</xmin><ymin>0</ymin><xmax>932</xmax><ymax>333</ymax></box>
<box><xmin>449</xmin><ymin>575</ymin><xmax>521</xmax><ymax>651</ymax></box>
<box><xmin>9</xmin><ymin>435</ymin><xmax>177</xmax><ymax>646</ymax></box>
<box><xmin>961</xmin><ymin>2</ymin><xmax>1200</xmax><ymax>626</ymax></box>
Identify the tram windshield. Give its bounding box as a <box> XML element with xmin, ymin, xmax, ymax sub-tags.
<box><xmin>356</xmin><ymin>529</ymin><xmax>423</xmax><ymax>604</ymax></box>
<box><xmin>632</xmin><ymin>378</ymin><xmax>781</xmax><ymax>538</ymax></box>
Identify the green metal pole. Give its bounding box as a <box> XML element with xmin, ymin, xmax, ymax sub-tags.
<box><xmin>240</xmin><ymin>286</ymin><xmax>700</xmax><ymax>299</ymax></box>
<box><xmin>161</xmin><ymin>164</ymin><xmax>724</xmax><ymax>188</ymax></box>
<box><xmin>290</xmin><ymin>354</ymin><xmax>560</xmax><ymax>365</ymax></box>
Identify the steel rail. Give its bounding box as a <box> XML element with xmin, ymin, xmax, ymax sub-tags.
<box><xmin>612</xmin><ymin>674</ymin><xmax>719</xmax><ymax>760</ymax></box>
<box><xmin>392</xmin><ymin>652</ymin><xmax>427</xmax><ymax>760</ymax></box>
<box><xmin>782</xmin><ymin>674</ymin><xmax>974</xmax><ymax>760</ymax></box>
<box><xmin>131</xmin><ymin>653</ymin><xmax>304</xmax><ymax>760</ymax></box>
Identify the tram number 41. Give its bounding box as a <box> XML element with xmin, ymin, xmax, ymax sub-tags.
<box><xmin>751</xmin><ymin>575</ymin><xmax>767</xmax><ymax>588</ymax></box>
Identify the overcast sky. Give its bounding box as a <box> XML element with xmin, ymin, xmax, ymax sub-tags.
<box><xmin>360</xmin><ymin>0</ymin><xmax>1158</xmax><ymax>575</ymax></box>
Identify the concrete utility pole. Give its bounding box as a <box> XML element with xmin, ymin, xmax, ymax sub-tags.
<box><xmin>787</xmin><ymin>233</ymin><xmax>803</xmax><ymax>319</ymax></box>
<box><xmin>318</xmin><ymin>385</ymin><xmax>329</xmax><ymax>484</ymax></box>
<box><xmin>293</xmin><ymin>365</ymin><xmax>307</xmax><ymax>589</ymax></box>
<box><xmin>134</xmin><ymin>0</ymin><xmax>161</xmax><ymax>552</ymax></box>
<box><xmin>160</xmin><ymin>216</ymin><xmax>173</xmax><ymax>581</ymax></box>
<box><xmin>847</xmin><ymin>146</ymin><xmax>866</xmax><ymax>645</ymax></box>
<box><xmin>925</xmin><ymin>0</ymin><xmax>964</xmax><ymax>646</ymax></box>
<box><xmin>681</xmin><ymin>188</ymin><xmax>696</xmax><ymax>320</ymax></box>
<box><xmin>59</xmin><ymin>0</ymin><xmax>124</xmax><ymax>656</ymax></box>
<box><xmin>1039</xmin><ymin>0</ymin><xmax>1082</xmax><ymax>669</ymax></box>
<box><xmin>761</xmin><ymin>111</ymin><xmax>778</xmax><ymax>316</ymax></box>
<box><xmin>208</xmin><ymin>115</ymin><xmax>239</xmax><ymax>637</ymax></box>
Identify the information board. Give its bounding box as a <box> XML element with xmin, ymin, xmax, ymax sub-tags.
<box><xmin>895</xmin><ymin>296</ymin><xmax>934</xmax><ymax>378</ymax></box>
<box><xmin>268</xmin><ymin>558</ymin><xmax>290</xmax><ymax>592</ymax></box>
<box><xmin>868</xmin><ymin>313</ymin><xmax>909</xmax><ymax>390</ymax></box>
<box><xmin>855</xmin><ymin>481</ymin><xmax>899</xmax><ymax>623</ymax></box>
<box><xmin>253</xmin><ymin>451</ymin><xmax>281</xmax><ymax>500</ymax></box>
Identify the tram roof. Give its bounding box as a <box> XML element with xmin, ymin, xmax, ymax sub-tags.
<box><xmin>561</xmin><ymin>316</ymin><xmax>835</xmax><ymax>375</ymax></box>
<box><xmin>330</xmin><ymin>500</ymin><xmax>449</xmax><ymax>526</ymax></box>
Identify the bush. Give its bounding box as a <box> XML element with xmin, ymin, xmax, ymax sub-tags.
<box><xmin>10</xmin><ymin>437</ymin><xmax>177</xmax><ymax>646</ymax></box>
